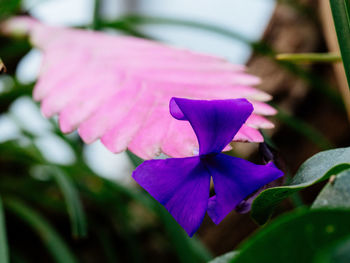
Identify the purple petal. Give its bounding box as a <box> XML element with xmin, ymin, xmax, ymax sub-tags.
<box><xmin>132</xmin><ymin>156</ymin><xmax>210</xmax><ymax>236</ymax></box>
<box><xmin>235</xmin><ymin>187</ymin><xmax>265</xmax><ymax>214</ymax></box>
<box><xmin>170</xmin><ymin>97</ymin><xmax>254</xmax><ymax>155</ymax></box>
<box><xmin>206</xmin><ymin>154</ymin><xmax>283</xmax><ymax>224</ymax></box>
<box><xmin>235</xmin><ymin>166</ymin><xmax>285</xmax><ymax>214</ymax></box>
<box><xmin>259</xmin><ymin>143</ymin><xmax>275</xmax><ymax>164</ymax></box>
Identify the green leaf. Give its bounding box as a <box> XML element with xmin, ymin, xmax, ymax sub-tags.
<box><xmin>251</xmin><ymin>147</ymin><xmax>350</xmax><ymax>225</ymax></box>
<box><xmin>272</xmin><ymin>105</ymin><xmax>333</xmax><ymax>150</ymax></box>
<box><xmin>0</xmin><ymin>0</ymin><xmax>21</xmax><ymax>20</ymax></box>
<box><xmin>92</xmin><ymin>0</ymin><xmax>102</xmax><ymax>30</ymax></box>
<box><xmin>117</xmin><ymin>15</ymin><xmax>251</xmax><ymax>43</ymax></box>
<box><xmin>312</xmin><ymin>169</ymin><xmax>350</xmax><ymax>209</ymax></box>
<box><xmin>314</xmin><ymin>236</ymin><xmax>350</xmax><ymax>263</ymax></box>
<box><xmin>35</xmin><ymin>165</ymin><xmax>87</xmax><ymax>238</ymax></box>
<box><xmin>126</xmin><ymin>150</ymin><xmax>143</xmax><ymax>167</ymax></box>
<box><xmin>4</xmin><ymin>198</ymin><xmax>78</xmax><ymax>263</ymax></box>
<box><xmin>0</xmin><ymin>197</ymin><xmax>9</xmax><ymax>263</ymax></box>
<box><xmin>209</xmin><ymin>251</ymin><xmax>238</xmax><ymax>263</ymax></box>
<box><xmin>330</xmin><ymin>0</ymin><xmax>350</xmax><ymax>91</ymax></box>
<box><xmin>231</xmin><ymin>209</ymin><xmax>350</xmax><ymax>263</ymax></box>
<box><xmin>154</xmin><ymin>200</ymin><xmax>212</xmax><ymax>263</ymax></box>
<box><xmin>276</xmin><ymin>53</ymin><xmax>341</xmax><ymax>63</ymax></box>
<box><xmin>94</xmin><ymin>225</ymin><xmax>120</xmax><ymax>263</ymax></box>
<box><xmin>52</xmin><ymin>168</ymin><xmax>87</xmax><ymax>238</ymax></box>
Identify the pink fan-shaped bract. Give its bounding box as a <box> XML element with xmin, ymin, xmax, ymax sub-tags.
<box><xmin>2</xmin><ymin>17</ymin><xmax>277</xmax><ymax>159</ymax></box>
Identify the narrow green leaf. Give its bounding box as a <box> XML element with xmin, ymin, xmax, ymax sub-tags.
<box><xmin>126</xmin><ymin>150</ymin><xmax>144</xmax><ymax>167</ymax></box>
<box><xmin>209</xmin><ymin>251</ymin><xmax>238</xmax><ymax>263</ymax></box>
<box><xmin>0</xmin><ymin>197</ymin><xmax>9</xmax><ymax>263</ymax></box>
<box><xmin>231</xmin><ymin>209</ymin><xmax>350</xmax><ymax>263</ymax></box>
<box><xmin>157</xmin><ymin>205</ymin><xmax>212</xmax><ymax>263</ymax></box>
<box><xmin>251</xmin><ymin>147</ymin><xmax>350</xmax><ymax>225</ymax></box>
<box><xmin>273</xmin><ymin>105</ymin><xmax>333</xmax><ymax>150</ymax></box>
<box><xmin>53</xmin><ymin>168</ymin><xmax>87</xmax><ymax>238</ymax></box>
<box><xmin>5</xmin><ymin>198</ymin><xmax>77</xmax><ymax>263</ymax></box>
<box><xmin>118</xmin><ymin>15</ymin><xmax>251</xmax><ymax>43</ymax></box>
<box><xmin>276</xmin><ymin>53</ymin><xmax>341</xmax><ymax>63</ymax></box>
<box><xmin>92</xmin><ymin>0</ymin><xmax>102</xmax><ymax>30</ymax></box>
<box><xmin>94</xmin><ymin>225</ymin><xmax>120</xmax><ymax>263</ymax></box>
<box><xmin>330</xmin><ymin>0</ymin><xmax>350</xmax><ymax>91</ymax></box>
<box><xmin>312</xmin><ymin>168</ymin><xmax>350</xmax><ymax>209</ymax></box>
<box><xmin>37</xmin><ymin>165</ymin><xmax>87</xmax><ymax>238</ymax></box>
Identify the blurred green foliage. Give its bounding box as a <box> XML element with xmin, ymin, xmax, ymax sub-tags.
<box><xmin>232</xmin><ymin>209</ymin><xmax>350</xmax><ymax>263</ymax></box>
<box><xmin>1</xmin><ymin>0</ymin><xmax>350</xmax><ymax>262</ymax></box>
<box><xmin>0</xmin><ymin>0</ymin><xmax>21</xmax><ymax>21</ymax></box>
<box><xmin>0</xmin><ymin>2</ymin><xmax>213</xmax><ymax>261</ymax></box>
<box><xmin>0</xmin><ymin>85</ymin><xmax>212</xmax><ymax>263</ymax></box>
<box><xmin>315</xmin><ymin>236</ymin><xmax>350</xmax><ymax>263</ymax></box>
<box><xmin>0</xmin><ymin>10</ymin><xmax>211</xmax><ymax>260</ymax></box>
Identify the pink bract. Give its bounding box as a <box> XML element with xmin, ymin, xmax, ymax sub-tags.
<box><xmin>2</xmin><ymin>17</ymin><xmax>277</xmax><ymax>159</ymax></box>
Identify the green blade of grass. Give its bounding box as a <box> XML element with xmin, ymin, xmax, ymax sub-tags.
<box><xmin>276</xmin><ymin>52</ymin><xmax>341</xmax><ymax>63</ymax></box>
<box><xmin>4</xmin><ymin>198</ymin><xmax>78</xmax><ymax>263</ymax></box>
<box><xmin>93</xmin><ymin>224</ymin><xmax>120</xmax><ymax>263</ymax></box>
<box><xmin>126</xmin><ymin>150</ymin><xmax>144</xmax><ymax>167</ymax></box>
<box><xmin>116</xmin><ymin>15</ymin><xmax>251</xmax><ymax>43</ymax></box>
<box><xmin>43</xmin><ymin>166</ymin><xmax>87</xmax><ymax>238</ymax></box>
<box><xmin>272</xmin><ymin>105</ymin><xmax>333</xmax><ymax>150</ymax></box>
<box><xmin>156</xmin><ymin>205</ymin><xmax>212</xmax><ymax>263</ymax></box>
<box><xmin>0</xmin><ymin>197</ymin><xmax>9</xmax><ymax>263</ymax></box>
<box><xmin>330</xmin><ymin>0</ymin><xmax>350</xmax><ymax>92</ymax></box>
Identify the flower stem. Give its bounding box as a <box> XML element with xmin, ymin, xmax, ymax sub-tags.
<box><xmin>276</xmin><ymin>53</ymin><xmax>341</xmax><ymax>63</ymax></box>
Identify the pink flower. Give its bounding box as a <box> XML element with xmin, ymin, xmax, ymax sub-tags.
<box><xmin>2</xmin><ymin>17</ymin><xmax>277</xmax><ymax>159</ymax></box>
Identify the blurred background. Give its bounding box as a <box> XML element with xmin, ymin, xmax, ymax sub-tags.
<box><xmin>0</xmin><ymin>0</ymin><xmax>350</xmax><ymax>262</ymax></box>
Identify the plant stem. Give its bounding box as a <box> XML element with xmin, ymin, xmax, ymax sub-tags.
<box><xmin>276</xmin><ymin>53</ymin><xmax>341</xmax><ymax>63</ymax></box>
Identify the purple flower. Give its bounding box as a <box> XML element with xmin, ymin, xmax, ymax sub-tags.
<box><xmin>132</xmin><ymin>98</ymin><xmax>283</xmax><ymax>236</ymax></box>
